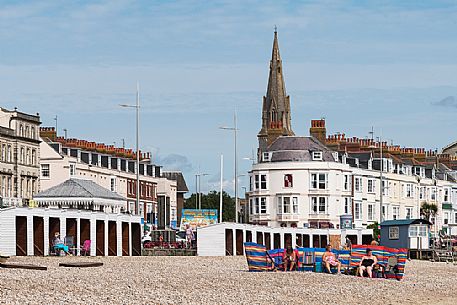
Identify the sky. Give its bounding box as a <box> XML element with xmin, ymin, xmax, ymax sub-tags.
<box><xmin>1</xmin><ymin>0</ymin><xmax>457</xmax><ymax>196</ymax></box>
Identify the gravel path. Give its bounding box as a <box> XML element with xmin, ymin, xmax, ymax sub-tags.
<box><xmin>1</xmin><ymin>256</ymin><xmax>456</xmax><ymax>304</ymax></box>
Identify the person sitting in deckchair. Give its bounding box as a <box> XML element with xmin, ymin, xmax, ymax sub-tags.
<box><xmin>282</xmin><ymin>244</ymin><xmax>297</xmax><ymax>271</ymax></box>
<box><xmin>52</xmin><ymin>232</ymin><xmax>69</xmax><ymax>255</ymax></box>
<box><xmin>323</xmin><ymin>244</ymin><xmax>341</xmax><ymax>274</ymax></box>
<box><xmin>359</xmin><ymin>248</ymin><xmax>378</xmax><ymax>278</ymax></box>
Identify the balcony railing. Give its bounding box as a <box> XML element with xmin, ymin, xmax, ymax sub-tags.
<box><xmin>308</xmin><ymin>213</ymin><xmax>330</xmax><ymax>219</ymax></box>
<box><xmin>249</xmin><ymin>214</ymin><xmax>271</xmax><ymax>221</ymax></box>
<box><xmin>0</xmin><ymin>197</ymin><xmax>24</xmax><ymax>208</ymax></box>
<box><xmin>276</xmin><ymin>214</ymin><xmax>300</xmax><ymax>221</ymax></box>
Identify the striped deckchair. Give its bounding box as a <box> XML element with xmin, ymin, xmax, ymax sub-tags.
<box><xmin>383</xmin><ymin>246</ymin><xmax>407</xmax><ymax>281</ymax></box>
<box><xmin>337</xmin><ymin>250</ymin><xmax>351</xmax><ymax>274</ymax></box>
<box><xmin>313</xmin><ymin>248</ymin><xmax>327</xmax><ymax>273</ymax></box>
<box><xmin>296</xmin><ymin>247</ymin><xmax>315</xmax><ymax>272</ymax></box>
<box><xmin>267</xmin><ymin>248</ymin><xmax>285</xmax><ymax>270</ymax></box>
<box><xmin>244</xmin><ymin>242</ymin><xmax>271</xmax><ymax>272</ymax></box>
<box><xmin>351</xmin><ymin>245</ymin><xmax>407</xmax><ymax>280</ymax></box>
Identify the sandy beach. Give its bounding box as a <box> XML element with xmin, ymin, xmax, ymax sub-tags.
<box><xmin>1</xmin><ymin>256</ymin><xmax>456</xmax><ymax>305</ymax></box>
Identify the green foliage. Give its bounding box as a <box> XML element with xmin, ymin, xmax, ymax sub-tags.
<box><xmin>367</xmin><ymin>222</ymin><xmax>380</xmax><ymax>241</ymax></box>
<box><xmin>184</xmin><ymin>191</ymin><xmax>236</xmax><ymax>222</ymax></box>
<box><xmin>420</xmin><ymin>201</ymin><xmax>438</xmax><ymax>221</ymax></box>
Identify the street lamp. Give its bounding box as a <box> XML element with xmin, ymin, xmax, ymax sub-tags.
<box><xmin>195</xmin><ymin>172</ymin><xmax>209</xmax><ymax>209</ymax></box>
<box><xmin>119</xmin><ymin>83</ymin><xmax>140</xmax><ymax>217</ymax></box>
<box><xmin>219</xmin><ymin>111</ymin><xmax>239</xmax><ymax>223</ymax></box>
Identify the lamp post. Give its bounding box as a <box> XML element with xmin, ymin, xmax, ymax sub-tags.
<box><xmin>119</xmin><ymin>83</ymin><xmax>140</xmax><ymax>216</ymax></box>
<box><xmin>219</xmin><ymin>111</ymin><xmax>239</xmax><ymax>223</ymax></box>
<box><xmin>195</xmin><ymin>172</ymin><xmax>209</xmax><ymax>209</ymax></box>
<box><xmin>369</xmin><ymin>133</ymin><xmax>384</xmax><ymax>224</ymax></box>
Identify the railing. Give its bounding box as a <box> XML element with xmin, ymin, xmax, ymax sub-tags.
<box><xmin>276</xmin><ymin>214</ymin><xmax>300</xmax><ymax>221</ymax></box>
<box><xmin>249</xmin><ymin>214</ymin><xmax>271</xmax><ymax>221</ymax></box>
<box><xmin>308</xmin><ymin>213</ymin><xmax>330</xmax><ymax>219</ymax></box>
<box><xmin>0</xmin><ymin>197</ymin><xmax>23</xmax><ymax>208</ymax></box>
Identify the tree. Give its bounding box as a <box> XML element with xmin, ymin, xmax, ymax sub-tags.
<box><xmin>420</xmin><ymin>201</ymin><xmax>438</xmax><ymax>222</ymax></box>
<box><xmin>184</xmin><ymin>191</ymin><xmax>236</xmax><ymax>222</ymax></box>
<box><xmin>367</xmin><ymin>222</ymin><xmax>380</xmax><ymax>241</ymax></box>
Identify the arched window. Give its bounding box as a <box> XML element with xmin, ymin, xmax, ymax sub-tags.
<box><xmin>25</xmin><ymin>126</ymin><xmax>30</xmax><ymax>138</ymax></box>
<box><xmin>31</xmin><ymin>127</ymin><xmax>35</xmax><ymax>139</ymax></box>
<box><xmin>1</xmin><ymin>144</ymin><xmax>4</xmax><ymax>161</ymax></box>
<box><xmin>19</xmin><ymin>124</ymin><xmax>24</xmax><ymax>137</ymax></box>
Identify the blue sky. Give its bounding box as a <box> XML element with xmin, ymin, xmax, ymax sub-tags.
<box><xmin>1</xmin><ymin>0</ymin><xmax>457</xmax><ymax>195</ymax></box>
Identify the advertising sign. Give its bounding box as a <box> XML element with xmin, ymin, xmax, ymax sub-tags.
<box><xmin>180</xmin><ymin>209</ymin><xmax>218</xmax><ymax>231</ymax></box>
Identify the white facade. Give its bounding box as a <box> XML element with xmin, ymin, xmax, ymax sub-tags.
<box><xmin>248</xmin><ymin>155</ymin><xmax>457</xmax><ymax>232</ymax></box>
<box><xmin>39</xmin><ymin>138</ymin><xmax>178</xmax><ymax>227</ymax></box>
<box><xmin>0</xmin><ymin>108</ymin><xmax>40</xmax><ymax>207</ymax></box>
<box><xmin>197</xmin><ymin>222</ymin><xmax>373</xmax><ymax>256</ymax></box>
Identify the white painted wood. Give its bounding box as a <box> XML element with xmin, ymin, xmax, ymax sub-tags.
<box><xmin>27</xmin><ymin>215</ymin><xmax>33</xmax><ymax>256</ymax></box>
<box><xmin>0</xmin><ymin>208</ymin><xmax>16</xmax><ymax>256</ymax></box>
<box><xmin>197</xmin><ymin>223</ymin><xmax>374</xmax><ymax>256</ymax></box>
<box><xmin>0</xmin><ymin>207</ymin><xmax>141</xmax><ymax>257</ymax></box>
<box><xmin>116</xmin><ymin>220</ymin><xmax>122</xmax><ymax>256</ymax></box>
<box><xmin>104</xmin><ymin>218</ymin><xmax>108</xmax><ymax>256</ymax></box>
<box><xmin>44</xmin><ymin>216</ymin><xmax>49</xmax><ymax>256</ymax></box>
<box><xmin>90</xmin><ymin>216</ymin><xmax>96</xmax><ymax>256</ymax></box>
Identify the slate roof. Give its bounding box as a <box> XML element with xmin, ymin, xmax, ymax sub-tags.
<box><xmin>265</xmin><ymin>136</ymin><xmax>336</xmax><ymax>162</ymax></box>
<box><xmin>162</xmin><ymin>171</ymin><xmax>189</xmax><ymax>193</ymax></box>
<box><xmin>34</xmin><ymin>178</ymin><xmax>125</xmax><ymax>201</ymax></box>
<box><xmin>380</xmin><ymin>219</ymin><xmax>432</xmax><ymax>226</ymax></box>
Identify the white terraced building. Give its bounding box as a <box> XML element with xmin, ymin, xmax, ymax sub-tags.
<box><xmin>248</xmin><ymin>135</ymin><xmax>457</xmax><ymax>233</ymax></box>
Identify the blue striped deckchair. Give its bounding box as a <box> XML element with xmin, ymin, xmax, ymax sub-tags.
<box><xmin>313</xmin><ymin>248</ymin><xmax>326</xmax><ymax>273</ymax></box>
<box><xmin>244</xmin><ymin>242</ymin><xmax>271</xmax><ymax>272</ymax></box>
<box><xmin>337</xmin><ymin>250</ymin><xmax>351</xmax><ymax>273</ymax></box>
<box><xmin>296</xmin><ymin>247</ymin><xmax>315</xmax><ymax>272</ymax></box>
<box><xmin>267</xmin><ymin>248</ymin><xmax>285</xmax><ymax>270</ymax></box>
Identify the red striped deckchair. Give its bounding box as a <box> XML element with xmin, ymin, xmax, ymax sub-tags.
<box><xmin>244</xmin><ymin>242</ymin><xmax>272</xmax><ymax>272</ymax></box>
<box><xmin>351</xmin><ymin>245</ymin><xmax>407</xmax><ymax>280</ymax></box>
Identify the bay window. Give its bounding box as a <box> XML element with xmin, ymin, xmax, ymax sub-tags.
<box><xmin>260</xmin><ymin>197</ymin><xmax>267</xmax><ymax>214</ymax></box>
<box><xmin>368</xmin><ymin>204</ymin><xmax>374</xmax><ymax>221</ymax></box>
<box><xmin>392</xmin><ymin>206</ymin><xmax>400</xmax><ymax>220</ymax></box>
<box><xmin>311</xmin><ymin>197</ymin><xmax>327</xmax><ymax>214</ymax></box>
<box><xmin>277</xmin><ymin>196</ymin><xmax>299</xmax><ymax>214</ymax></box>
<box><xmin>406</xmin><ymin>207</ymin><xmax>413</xmax><ymax>219</ymax></box>
<box><xmin>260</xmin><ymin>175</ymin><xmax>267</xmax><ymax>190</ymax></box>
<box><xmin>355</xmin><ymin>177</ymin><xmax>362</xmax><ymax>192</ymax></box>
<box><xmin>354</xmin><ymin>202</ymin><xmax>362</xmax><ymax>220</ymax></box>
<box><xmin>368</xmin><ymin>180</ymin><xmax>374</xmax><ymax>193</ymax></box>
<box><xmin>311</xmin><ymin>173</ymin><xmax>327</xmax><ymax>190</ymax></box>
<box><xmin>344</xmin><ymin>197</ymin><xmax>352</xmax><ymax>215</ymax></box>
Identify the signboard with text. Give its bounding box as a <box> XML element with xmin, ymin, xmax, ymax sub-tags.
<box><xmin>180</xmin><ymin>209</ymin><xmax>218</xmax><ymax>231</ymax></box>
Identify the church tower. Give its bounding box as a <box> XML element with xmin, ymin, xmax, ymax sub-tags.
<box><xmin>258</xmin><ymin>30</ymin><xmax>294</xmax><ymax>155</ymax></box>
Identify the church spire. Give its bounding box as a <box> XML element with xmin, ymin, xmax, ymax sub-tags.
<box><xmin>258</xmin><ymin>29</ymin><xmax>294</xmax><ymax>154</ymax></box>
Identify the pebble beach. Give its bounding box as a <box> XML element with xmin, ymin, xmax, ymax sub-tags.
<box><xmin>1</xmin><ymin>256</ymin><xmax>456</xmax><ymax>304</ymax></box>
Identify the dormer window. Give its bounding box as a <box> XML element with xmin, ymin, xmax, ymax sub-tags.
<box><xmin>312</xmin><ymin>151</ymin><xmax>323</xmax><ymax>161</ymax></box>
<box><xmin>263</xmin><ymin>152</ymin><xmax>271</xmax><ymax>162</ymax></box>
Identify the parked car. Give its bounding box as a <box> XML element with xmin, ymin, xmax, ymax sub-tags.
<box><xmin>176</xmin><ymin>231</ymin><xmax>186</xmax><ymax>243</ymax></box>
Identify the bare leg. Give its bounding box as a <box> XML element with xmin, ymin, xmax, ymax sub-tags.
<box><xmin>367</xmin><ymin>266</ymin><xmax>373</xmax><ymax>278</ymax></box>
<box><xmin>337</xmin><ymin>262</ymin><xmax>341</xmax><ymax>273</ymax></box>
<box><xmin>359</xmin><ymin>266</ymin><xmax>366</xmax><ymax>277</ymax></box>
<box><xmin>325</xmin><ymin>262</ymin><xmax>331</xmax><ymax>273</ymax></box>
<box><xmin>290</xmin><ymin>261</ymin><xmax>295</xmax><ymax>271</ymax></box>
